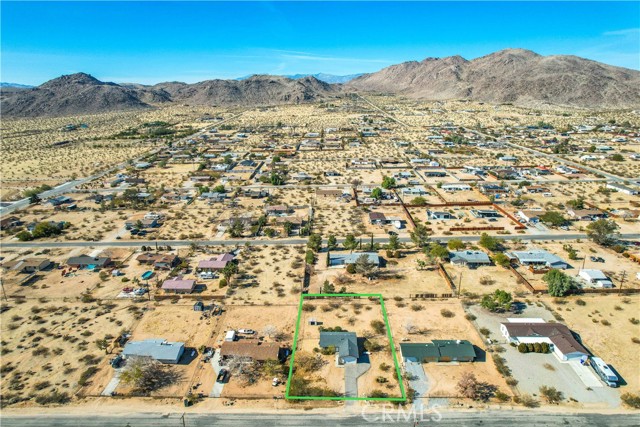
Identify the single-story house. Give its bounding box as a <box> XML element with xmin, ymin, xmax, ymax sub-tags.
<box><xmin>428</xmin><ymin>210</ymin><xmax>456</xmax><ymax>220</ymax></box>
<box><xmin>450</xmin><ymin>250</ymin><xmax>491</xmax><ymax>267</ymax></box>
<box><xmin>0</xmin><ymin>216</ymin><xmax>22</xmax><ymax>230</ymax></box>
<box><xmin>566</xmin><ymin>209</ymin><xmax>607</xmax><ymax>221</ymax></box>
<box><xmin>578</xmin><ymin>269</ymin><xmax>613</xmax><ymax>288</ymax></box>
<box><xmin>369</xmin><ymin>212</ymin><xmax>387</xmax><ymax>225</ymax></box>
<box><xmin>161</xmin><ymin>277</ymin><xmax>196</xmax><ymax>294</ymax></box>
<box><xmin>441</xmin><ymin>183</ymin><xmax>471</xmax><ymax>192</ymax></box>
<box><xmin>470</xmin><ymin>209</ymin><xmax>502</xmax><ymax>219</ymax></box>
<box><xmin>197</xmin><ymin>253</ymin><xmax>235</xmax><ymax>271</ymax></box>
<box><xmin>316</xmin><ymin>188</ymin><xmax>346</xmax><ymax>198</ymax></box>
<box><xmin>328</xmin><ymin>252</ymin><xmax>380</xmax><ymax>268</ymax></box>
<box><xmin>122</xmin><ymin>339</ymin><xmax>185</xmax><ymax>364</ymax></box>
<box><xmin>500</xmin><ymin>321</ymin><xmax>589</xmax><ymax>361</ymax></box>
<box><xmin>400</xmin><ymin>340</ymin><xmax>476</xmax><ymax>363</ymax></box>
<box><xmin>506</xmin><ymin>249</ymin><xmax>569</xmax><ymax>269</ymax></box>
<box><xmin>517</xmin><ymin>210</ymin><xmax>544</xmax><ymax>224</ymax></box>
<box><xmin>67</xmin><ymin>255</ymin><xmax>111</xmax><ymax>269</ymax></box>
<box><xmin>2</xmin><ymin>257</ymin><xmax>51</xmax><ymax>273</ymax></box>
<box><xmin>606</xmin><ymin>182</ymin><xmax>638</xmax><ymax>196</ymax></box>
<box><xmin>319</xmin><ymin>331</ymin><xmax>359</xmax><ymax>365</ymax></box>
<box><xmin>266</xmin><ymin>205</ymin><xmax>289</xmax><ymax>216</ymax></box>
<box><xmin>220</xmin><ymin>340</ymin><xmax>282</xmax><ymax>362</ymax></box>
<box><xmin>136</xmin><ymin>253</ymin><xmax>179</xmax><ymax>270</ymax></box>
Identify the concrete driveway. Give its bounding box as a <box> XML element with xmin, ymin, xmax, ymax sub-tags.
<box><xmin>344</xmin><ymin>363</ymin><xmax>370</xmax><ymax>398</ymax></box>
<box><xmin>404</xmin><ymin>362</ymin><xmax>429</xmax><ymax>410</ymax></box>
<box><xmin>101</xmin><ymin>369</ymin><xmax>122</xmax><ymax>396</ymax></box>
<box><xmin>210</xmin><ymin>349</ymin><xmax>227</xmax><ymax>398</ymax></box>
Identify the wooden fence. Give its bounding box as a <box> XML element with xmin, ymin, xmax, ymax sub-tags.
<box><xmin>437</xmin><ymin>263</ymin><xmax>457</xmax><ymax>293</ymax></box>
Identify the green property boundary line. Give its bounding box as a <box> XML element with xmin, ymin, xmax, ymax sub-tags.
<box><xmin>285</xmin><ymin>293</ymin><xmax>406</xmax><ymax>402</ymax></box>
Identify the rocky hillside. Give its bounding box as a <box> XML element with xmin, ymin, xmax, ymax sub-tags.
<box><xmin>347</xmin><ymin>49</ymin><xmax>640</xmax><ymax>108</ymax></box>
<box><xmin>1</xmin><ymin>73</ymin><xmax>338</xmax><ymax>118</ymax></box>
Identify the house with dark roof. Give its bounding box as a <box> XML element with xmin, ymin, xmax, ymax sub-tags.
<box><xmin>319</xmin><ymin>331</ymin><xmax>359</xmax><ymax>365</ymax></box>
<box><xmin>400</xmin><ymin>340</ymin><xmax>476</xmax><ymax>363</ymax></box>
<box><xmin>66</xmin><ymin>255</ymin><xmax>111</xmax><ymax>269</ymax></box>
<box><xmin>136</xmin><ymin>253</ymin><xmax>179</xmax><ymax>270</ymax></box>
<box><xmin>122</xmin><ymin>339</ymin><xmax>185</xmax><ymax>364</ymax></box>
<box><xmin>500</xmin><ymin>321</ymin><xmax>589</xmax><ymax>361</ymax></box>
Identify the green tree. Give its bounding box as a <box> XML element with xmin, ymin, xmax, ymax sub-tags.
<box><xmin>586</xmin><ymin>219</ymin><xmax>620</xmax><ymax>247</ymax></box>
<box><xmin>32</xmin><ymin>222</ymin><xmax>63</xmax><ymax>239</ymax></box>
<box><xmin>343</xmin><ymin>234</ymin><xmax>358</xmax><ymax>252</ymax></box>
<box><xmin>480</xmin><ymin>289</ymin><xmax>512</xmax><ymax>312</ymax></box>
<box><xmin>327</xmin><ymin>234</ymin><xmax>337</xmax><ymax>250</ymax></box>
<box><xmin>229</xmin><ymin>220</ymin><xmax>245</xmax><ymax>238</ymax></box>
<box><xmin>610</xmin><ymin>154</ymin><xmax>624</xmax><ymax>162</ymax></box>
<box><xmin>222</xmin><ymin>262</ymin><xmax>239</xmax><ymax>283</ymax></box>
<box><xmin>539</xmin><ymin>211</ymin><xmax>567</xmax><ymax>227</ymax></box>
<box><xmin>381</xmin><ymin>176</ymin><xmax>396</xmax><ymax>189</ymax></box>
<box><xmin>283</xmin><ymin>221</ymin><xmax>293</xmax><ymax>237</ymax></box>
<box><xmin>543</xmin><ymin>269</ymin><xmax>574</xmax><ymax>297</ymax></box>
<box><xmin>371</xmin><ymin>188</ymin><xmax>383</xmax><ymax>200</ymax></box>
<box><xmin>447</xmin><ymin>239</ymin><xmax>465</xmax><ymax>250</ymax></box>
<box><xmin>566</xmin><ymin>197</ymin><xmax>585</xmax><ymax>210</ymax></box>
<box><xmin>212</xmin><ymin>185</ymin><xmax>225</xmax><ymax>193</ymax></box>
<box><xmin>410</xmin><ymin>224</ymin><xmax>430</xmax><ymax>248</ymax></box>
<box><xmin>321</xmin><ymin>280</ymin><xmax>335</xmax><ymax>293</ymax></box>
<box><xmin>429</xmin><ymin>243</ymin><xmax>449</xmax><ymax>261</ymax></box>
<box><xmin>354</xmin><ymin>254</ymin><xmax>379</xmax><ymax>279</ymax></box>
<box><xmin>388</xmin><ymin>234</ymin><xmax>400</xmax><ymax>251</ymax></box>
<box><xmin>492</xmin><ymin>252</ymin><xmax>511</xmax><ymax>268</ymax></box>
<box><xmin>307</xmin><ymin>233</ymin><xmax>323</xmax><ymax>252</ymax></box>
<box><xmin>95</xmin><ymin>339</ymin><xmax>110</xmax><ymax>354</ymax></box>
<box><xmin>479</xmin><ymin>233</ymin><xmax>501</xmax><ymax>251</ymax></box>
<box><xmin>410</xmin><ymin>196</ymin><xmax>427</xmax><ymax>206</ymax></box>
<box><xmin>270</xmin><ymin>172</ymin><xmax>284</xmax><ymax>185</ymax></box>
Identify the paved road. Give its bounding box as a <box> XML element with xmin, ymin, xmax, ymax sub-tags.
<box><xmin>1</xmin><ymin>412</ymin><xmax>638</xmax><ymax>426</ymax></box>
<box><xmin>2</xmin><ymin>233</ymin><xmax>639</xmax><ymax>249</ymax></box>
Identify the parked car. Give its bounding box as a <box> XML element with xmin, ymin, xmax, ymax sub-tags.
<box><xmin>110</xmin><ymin>355</ymin><xmax>123</xmax><ymax>368</ymax></box>
<box><xmin>238</xmin><ymin>329</ymin><xmax>255</xmax><ymax>335</ymax></box>
<box><xmin>122</xmin><ymin>287</ymin><xmax>133</xmax><ymax>293</ymax></box>
<box><xmin>216</xmin><ymin>369</ymin><xmax>228</xmax><ymax>383</ymax></box>
<box><xmin>590</xmin><ymin>256</ymin><xmax>605</xmax><ymax>263</ymax></box>
<box><xmin>272</xmin><ymin>377</ymin><xmax>280</xmax><ymax>386</ymax></box>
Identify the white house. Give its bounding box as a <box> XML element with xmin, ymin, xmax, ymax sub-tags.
<box><xmin>578</xmin><ymin>269</ymin><xmax>613</xmax><ymax>288</ymax></box>
<box><xmin>606</xmin><ymin>182</ymin><xmax>639</xmax><ymax>196</ymax></box>
<box><xmin>441</xmin><ymin>183</ymin><xmax>471</xmax><ymax>192</ymax></box>
<box><xmin>500</xmin><ymin>321</ymin><xmax>589</xmax><ymax>361</ymax></box>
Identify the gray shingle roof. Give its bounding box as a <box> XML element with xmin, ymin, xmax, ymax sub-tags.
<box><xmin>319</xmin><ymin>331</ymin><xmax>359</xmax><ymax>359</ymax></box>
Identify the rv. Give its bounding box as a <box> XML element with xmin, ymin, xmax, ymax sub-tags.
<box><xmin>590</xmin><ymin>357</ymin><xmax>618</xmax><ymax>387</ymax></box>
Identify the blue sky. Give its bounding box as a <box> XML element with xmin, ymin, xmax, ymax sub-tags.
<box><xmin>1</xmin><ymin>1</ymin><xmax>639</xmax><ymax>85</ymax></box>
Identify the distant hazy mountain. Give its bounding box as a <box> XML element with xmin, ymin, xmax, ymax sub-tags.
<box><xmin>347</xmin><ymin>49</ymin><xmax>640</xmax><ymax>108</ymax></box>
<box><xmin>0</xmin><ymin>82</ymin><xmax>34</xmax><ymax>89</ymax></box>
<box><xmin>3</xmin><ymin>49</ymin><xmax>639</xmax><ymax>117</ymax></box>
<box><xmin>1</xmin><ymin>73</ymin><xmax>338</xmax><ymax>117</ymax></box>
<box><xmin>237</xmin><ymin>73</ymin><xmax>363</xmax><ymax>84</ymax></box>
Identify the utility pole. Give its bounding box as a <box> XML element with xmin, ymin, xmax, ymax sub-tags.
<box><xmin>180</xmin><ymin>412</ymin><xmax>186</xmax><ymax>427</ymax></box>
<box><xmin>1</xmin><ymin>279</ymin><xmax>7</xmax><ymax>302</ymax></box>
<box><xmin>619</xmin><ymin>271</ymin><xmax>626</xmax><ymax>295</ymax></box>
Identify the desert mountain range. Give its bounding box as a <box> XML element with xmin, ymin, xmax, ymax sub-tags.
<box><xmin>2</xmin><ymin>49</ymin><xmax>639</xmax><ymax>117</ymax></box>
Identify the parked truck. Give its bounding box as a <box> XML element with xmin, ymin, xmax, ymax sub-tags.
<box><xmin>590</xmin><ymin>357</ymin><xmax>618</xmax><ymax>387</ymax></box>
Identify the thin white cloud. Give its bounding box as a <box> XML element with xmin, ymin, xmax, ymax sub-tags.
<box><xmin>280</xmin><ymin>53</ymin><xmax>390</xmax><ymax>63</ymax></box>
<box><xmin>603</xmin><ymin>28</ymin><xmax>640</xmax><ymax>37</ymax></box>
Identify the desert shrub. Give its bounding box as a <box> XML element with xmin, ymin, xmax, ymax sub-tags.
<box><xmin>495</xmin><ymin>391</ymin><xmax>510</xmax><ymax>402</ymax></box>
<box><xmin>575</xmin><ymin>299</ymin><xmax>586</xmax><ymax>306</ymax></box>
<box><xmin>301</xmin><ymin>303</ymin><xmax>316</xmax><ymax>312</ymax></box>
<box><xmin>621</xmin><ymin>393</ymin><xmax>640</xmax><ymax>409</ymax></box>
<box><xmin>479</xmin><ymin>327</ymin><xmax>490</xmax><ymax>337</ymax></box>
<box><xmin>370</xmin><ymin>320</ymin><xmax>386</xmax><ymax>334</ymax></box>
<box><xmin>35</xmin><ymin>391</ymin><xmax>70</xmax><ymax>405</ymax></box>
<box><xmin>440</xmin><ymin>309</ymin><xmax>455</xmax><ymax>318</ymax></box>
<box><xmin>465</xmin><ymin>313</ymin><xmax>476</xmax><ymax>321</ymax></box>
<box><xmin>539</xmin><ymin>386</ymin><xmax>563</xmax><ymax>404</ymax></box>
<box><xmin>517</xmin><ymin>343</ymin><xmax>528</xmax><ymax>353</ymax></box>
<box><xmin>518</xmin><ymin>394</ymin><xmax>539</xmax><ymax>408</ymax></box>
